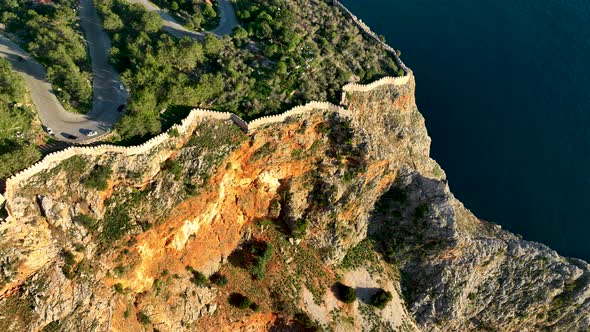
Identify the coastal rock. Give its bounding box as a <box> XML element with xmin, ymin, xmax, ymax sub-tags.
<box><xmin>0</xmin><ymin>74</ymin><xmax>587</xmax><ymax>331</ymax></box>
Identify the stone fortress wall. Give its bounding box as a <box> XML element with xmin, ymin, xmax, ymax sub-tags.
<box><xmin>331</xmin><ymin>0</ymin><xmax>411</xmax><ymax>73</ymax></box>
<box><xmin>331</xmin><ymin>0</ymin><xmax>411</xmax><ymax>104</ymax></box>
<box><xmin>1</xmin><ymin>1</ymin><xmax>413</xmax><ymax>216</ymax></box>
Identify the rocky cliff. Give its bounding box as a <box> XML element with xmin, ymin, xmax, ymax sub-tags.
<box><xmin>0</xmin><ymin>74</ymin><xmax>588</xmax><ymax>332</ymax></box>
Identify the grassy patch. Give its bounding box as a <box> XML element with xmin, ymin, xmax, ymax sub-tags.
<box><xmin>161</xmin><ymin>159</ymin><xmax>183</xmax><ymax>180</ymax></box>
<box><xmin>339</xmin><ymin>239</ymin><xmax>383</xmax><ymax>274</ymax></box>
<box><xmin>99</xmin><ymin>188</ymin><xmax>149</xmax><ymax>248</ymax></box>
<box><xmin>114</xmin><ymin>283</ymin><xmax>125</xmax><ymax>294</ymax></box>
<box><xmin>83</xmin><ymin>165</ymin><xmax>112</xmax><ymax>190</ymax></box>
<box><xmin>72</xmin><ymin>214</ymin><xmax>96</xmax><ymax>231</ymax></box>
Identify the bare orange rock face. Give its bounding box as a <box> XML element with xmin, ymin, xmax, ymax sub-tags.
<box><xmin>116</xmin><ymin>117</ymin><xmax>323</xmax><ymax>293</ymax></box>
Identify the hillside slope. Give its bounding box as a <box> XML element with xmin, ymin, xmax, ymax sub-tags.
<box><xmin>0</xmin><ymin>72</ymin><xmax>588</xmax><ymax>331</ymax></box>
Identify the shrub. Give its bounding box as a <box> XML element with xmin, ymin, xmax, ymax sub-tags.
<box><xmin>210</xmin><ymin>272</ymin><xmax>228</xmax><ymax>286</ymax></box>
<box><xmin>153</xmin><ymin>278</ymin><xmax>164</xmax><ymax>295</ymax></box>
<box><xmin>292</xmin><ymin>219</ymin><xmax>308</xmax><ymax>237</ymax></box>
<box><xmin>370</xmin><ymin>289</ymin><xmax>393</xmax><ymax>309</ymax></box>
<box><xmin>62</xmin><ymin>250</ymin><xmax>75</xmax><ymax>266</ymax></box>
<box><xmin>113</xmin><ymin>265</ymin><xmax>126</xmax><ymax>277</ymax></box>
<box><xmin>137</xmin><ymin>311</ymin><xmax>151</xmax><ymax>325</ymax></box>
<box><xmin>0</xmin><ymin>140</ymin><xmax>41</xmax><ymax>179</ymax></box>
<box><xmin>114</xmin><ymin>283</ymin><xmax>124</xmax><ymax>294</ymax></box>
<box><xmin>72</xmin><ymin>214</ymin><xmax>96</xmax><ymax>230</ymax></box>
<box><xmin>238</xmin><ymin>296</ymin><xmax>252</xmax><ymax>309</ymax></box>
<box><xmin>83</xmin><ymin>165</ymin><xmax>112</xmax><ymax>190</ymax></box>
<box><xmin>98</xmin><ymin>189</ymin><xmax>149</xmax><ymax>249</ymax></box>
<box><xmin>294</xmin><ymin>312</ymin><xmax>319</xmax><ymax>331</ymax></box>
<box><xmin>250</xmin><ymin>302</ymin><xmax>261</xmax><ymax>312</ymax></box>
<box><xmin>161</xmin><ymin>159</ymin><xmax>183</xmax><ymax>180</ymax></box>
<box><xmin>168</xmin><ymin>128</ymin><xmax>179</xmax><ymax>137</ymax></box>
<box><xmin>334</xmin><ymin>282</ymin><xmax>356</xmax><ymax>303</ymax></box>
<box><xmin>250</xmin><ymin>242</ymin><xmax>274</xmax><ymax>280</ymax></box>
<box><xmin>229</xmin><ymin>293</ymin><xmax>254</xmax><ymax>309</ymax></box>
<box><xmin>61</xmin><ymin>250</ymin><xmax>76</xmax><ymax>279</ymax></box>
<box><xmin>187</xmin><ymin>266</ymin><xmax>207</xmax><ymax>286</ymax></box>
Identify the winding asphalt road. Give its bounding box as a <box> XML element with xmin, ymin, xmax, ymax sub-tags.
<box><xmin>127</xmin><ymin>0</ymin><xmax>238</xmax><ymax>39</ymax></box>
<box><xmin>0</xmin><ymin>0</ymin><xmax>238</xmax><ymax>142</ymax></box>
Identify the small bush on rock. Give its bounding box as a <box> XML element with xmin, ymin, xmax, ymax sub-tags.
<box><xmin>186</xmin><ymin>266</ymin><xmax>207</xmax><ymax>286</ymax></box>
<box><xmin>83</xmin><ymin>165</ymin><xmax>112</xmax><ymax>190</ymax></box>
<box><xmin>210</xmin><ymin>272</ymin><xmax>228</xmax><ymax>286</ymax></box>
<box><xmin>229</xmin><ymin>293</ymin><xmax>252</xmax><ymax>309</ymax></box>
<box><xmin>250</xmin><ymin>242</ymin><xmax>274</xmax><ymax>280</ymax></box>
<box><xmin>334</xmin><ymin>282</ymin><xmax>356</xmax><ymax>303</ymax></box>
<box><xmin>370</xmin><ymin>289</ymin><xmax>393</xmax><ymax>309</ymax></box>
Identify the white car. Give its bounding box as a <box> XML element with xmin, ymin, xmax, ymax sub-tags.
<box><xmin>86</xmin><ymin>130</ymin><xmax>97</xmax><ymax>137</ymax></box>
<box><xmin>46</xmin><ymin>127</ymin><xmax>54</xmax><ymax>136</ymax></box>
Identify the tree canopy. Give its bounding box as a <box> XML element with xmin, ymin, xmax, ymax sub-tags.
<box><xmin>0</xmin><ymin>59</ymin><xmax>41</xmax><ymax>179</ymax></box>
<box><xmin>0</xmin><ymin>0</ymin><xmax>92</xmax><ymax>113</ymax></box>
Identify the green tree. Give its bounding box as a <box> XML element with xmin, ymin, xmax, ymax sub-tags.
<box><xmin>202</xmin><ymin>4</ymin><xmax>216</xmax><ymax>20</ymax></box>
<box><xmin>250</xmin><ymin>242</ymin><xmax>274</xmax><ymax>280</ymax></box>
<box><xmin>255</xmin><ymin>22</ymin><xmax>272</xmax><ymax>39</ymax></box>
<box><xmin>103</xmin><ymin>10</ymin><xmax>124</xmax><ymax>31</ymax></box>
<box><xmin>370</xmin><ymin>289</ymin><xmax>393</xmax><ymax>309</ymax></box>
<box><xmin>232</xmin><ymin>26</ymin><xmax>248</xmax><ymax>40</ymax></box>
<box><xmin>0</xmin><ymin>59</ymin><xmax>25</xmax><ymax>101</ymax></box>
<box><xmin>335</xmin><ymin>282</ymin><xmax>356</xmax><ymax>303</ymax></box>
<box><xmin>203</xmin><ymin>34</ymin><xmax>224</xmax><ymax>57</ymax></box>
<box><xmin>0</xmin><ymin>58</ymin><xmax>40</xmax><ymax>179</ymax></box>
<box><xmin>130</xmin><ymin>4</ymin><xmax>163</xmax><ymax>33</ymax></box>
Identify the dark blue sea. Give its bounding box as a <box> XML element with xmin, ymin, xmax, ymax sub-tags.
<box><xmin>342</xmin><ymin>0</ymin><xmax>590</xmax><ymax>261</ymax></box>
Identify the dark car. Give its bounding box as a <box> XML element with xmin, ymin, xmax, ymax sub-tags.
<box><xmin>65</xmin><ymin>134</ymin><xmax>78</xmax><ymax>140</ymax></box>
<box><xmin>17</xmin><ymin>55</ymin><xmax>24</xmax><ymax>62</ymax></box>
<box><xmin>117</xmin><ymin>104</ymin><xmax>125</xmax><ymax>112</ymax></box>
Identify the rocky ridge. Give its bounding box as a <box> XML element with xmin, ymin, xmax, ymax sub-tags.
<box><xmin>0</xmin><ymin>67</ymin><xmax>588</xmax><ymax>331</ymax></box>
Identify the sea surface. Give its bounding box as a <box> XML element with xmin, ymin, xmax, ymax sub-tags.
<box><xmin>342</xmin><ymin>0</ymin><xmax>590</xmax><ymax>261</ymax></box>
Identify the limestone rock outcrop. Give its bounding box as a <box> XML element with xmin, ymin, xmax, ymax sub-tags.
<box><xmin>0</xmin><ymin>73</ymin><xmax>587</xmax><ymax>331</ymax></box>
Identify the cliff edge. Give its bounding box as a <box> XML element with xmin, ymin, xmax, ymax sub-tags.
<box><xmin>0</xmin><ymin>72</ymin><xmax>588</xmax><ymax>331</ymax></box>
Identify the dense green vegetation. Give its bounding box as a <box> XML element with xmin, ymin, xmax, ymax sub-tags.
<box><xmin>137</xmin><ymin>311</ymin><xmax>151</xmax><ymax>325</ymax></box>
<box><xmin>151</xmin><ymin>0</ymin><xmax>219</xmax><ymax>30</ymax></box>
<box><xmin>292</xmin><ymin>219</ymin><xmax>309</xmax><ymax>238</ymax></box>
<box><xmin>0</xmin><ymin>0</ymin><xmax>92</xmax><ymax>113</ymax></box>
<box><xmin>95</xmin><ymin>0</ymin><xmax>400</xmax><ymax>142</ymax></box>
<box><xmin>160</xmin><ymin>158</ymin><xmax>183</xmax><ymax>180</ymax></box>
<box><xmin>0</xmin><ymin>59</ymin><xmax>41</xmax><ymax>179</ymax></box>
<box><xmin>233</xmin><ymin>0</ymin><xmax>403</xmax><ymax>104</ymax></box>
